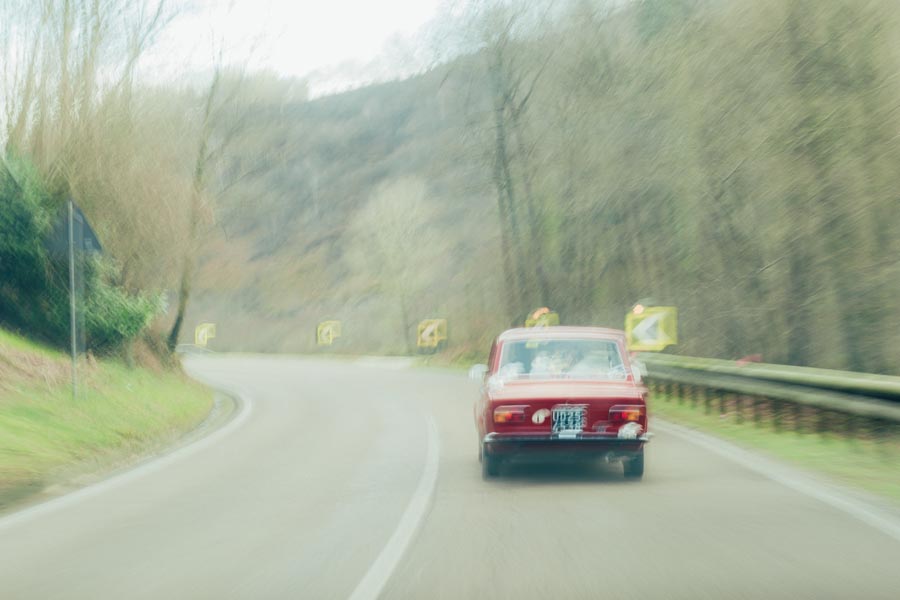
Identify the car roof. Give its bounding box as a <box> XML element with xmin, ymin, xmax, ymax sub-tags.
<box><xmin>497</xmin><ymin>326</ymin><xmax>626</xmax><ymax>342</ymax></box>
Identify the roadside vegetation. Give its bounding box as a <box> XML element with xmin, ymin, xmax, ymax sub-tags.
<box><xmin>0</xmin><ymin>2</ymin><xmax>229</xmax><ymax>508</ymax></box>
<box><xmin>0</xmin><ymin>328</ymin><xmax>212</xmax><ymax>510</ymax></box>
<box><xmin>0</xmin><ymin>0</ymin><xmax>292</xmax><ymax>354</ymax></box>
<box><xmin>0</xmin><ymin>157</ymin><xmax>161</xmax><ymax>350</ymax></box>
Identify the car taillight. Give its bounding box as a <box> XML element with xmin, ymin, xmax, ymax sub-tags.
<box><xmin>606</xmin><ymin>404</ymin><xmax>647</xmax><ymax>440</ymax></box>
<box><xmin>494</xmin><ymin>405</ymin><xmax>527</xmax><ymax>424</ymax></box>
<box><xmin>609</xmin><ymin>405</ymin><xmax>645</xmax><ymax>423</ymax></box>
<box><xmin>608</xmin><ymin>405</ymin><xmax>646</xmax><ymax>438</ymax></box>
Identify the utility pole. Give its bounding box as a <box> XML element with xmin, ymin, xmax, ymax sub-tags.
<box><xmin>68</xmin><ymin>198</ymin><xmax>77</xmax><ymax>401</ymax></box>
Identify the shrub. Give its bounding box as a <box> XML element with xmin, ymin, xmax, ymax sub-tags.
<box><xmin>0</xmin><ymin>156</ymin><xmax>161</xmax><ymax>351</ymax></box>
<box><xmin>83</xmin><ymin>259</ymin><xmax>164</xmax><ymax>351</ymax></box>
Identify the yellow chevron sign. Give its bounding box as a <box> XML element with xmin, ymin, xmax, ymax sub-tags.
<box><xmin>417</xmin><ymin>319</ymin><xmax>447</xmax><ymax>348</ymax></box>
<box><xmin>194</xmin><ymin>323</ymin><xmax>216</xmax><ymax>347</ymax></box>
<box><xmin>626</xmin><ymin>306</ymin><xmax>677</xmax><ymax>352</ymax></box>
<box><xmin>317</xmin><ymin>320</ymin><xmax>342</xmax><ymax>346</ymax></box>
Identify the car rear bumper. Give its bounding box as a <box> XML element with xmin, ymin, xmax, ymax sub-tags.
<box><xmin>483</xmin><ymin>431</ymin><xmax>651</xmax><ymax>460</ymax></box>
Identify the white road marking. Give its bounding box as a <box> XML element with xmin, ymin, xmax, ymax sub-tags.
<box><xmin>655</xmin><ymin>419</ymin><xmax>900</xmax><ymax>543</ymax></box>
<box><xmin>348</xmin><ymin>417</ymin><xmax>440</xmax><ymax>600</ymax></box>
<box><xmin>0</xmin><ymin>387</ymin><xmax>254</xmax><ymax>533</ymax></box>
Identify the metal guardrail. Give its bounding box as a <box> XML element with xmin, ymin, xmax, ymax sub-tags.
<box><xmin>637</xmin><ymin>353</ymin><xmax>900</xmax><ymax>437</ymax></box>
<box><xmin>640</xmin><ymin>353</ymin><xmax>900</xmax><ymax>401</ymax></box>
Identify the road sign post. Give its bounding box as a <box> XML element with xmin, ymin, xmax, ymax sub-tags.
<box><xmin>55</xmin><ymin>198</ymin><xmax>102</xmax><ymax>400</ymax></box>
<box><xmin>68</xmin><ymin>199</ymin><xmax>77</xmax><ymax>401</ymax></box>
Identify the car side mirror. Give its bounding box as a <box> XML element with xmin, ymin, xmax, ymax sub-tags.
<box><xmin>468</xmin><ymin>364</ymin><xmax>488</xmax><ymax>381</ymax></box>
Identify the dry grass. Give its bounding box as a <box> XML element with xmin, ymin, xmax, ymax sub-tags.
<box><xmin>0</xmin><ymin>330</ymin><xmax>73</xmax><ymax>394</ymax></box>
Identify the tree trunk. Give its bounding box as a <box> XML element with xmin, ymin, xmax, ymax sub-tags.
<box><xmin>509</xmin><ymin>110</ymin><xmax>552</xmax><ymax>307</ymax></box>
<box><xmin>491</xmin><ymin>85</ymin><xmax>528</xmax><ymax>320</ymax></box>
<box><xmin>166</xmin><ymin>69</ymin><xmax>221</xmax><ymax>351</ymax></box>
<box><xmin>784</xmin><ymin>235</ymin><xmax>812</xmax><ymax>365</ymax></box>
<box><xmin>399</xmin><ymin>293</ymin><xmax>414</xmax><ymax>355</ymax></box>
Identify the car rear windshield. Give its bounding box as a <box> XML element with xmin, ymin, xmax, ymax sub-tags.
<box><xmin>497</xmin><ymin>338</ymin><xmax>626</xmax><ymax>381</ymax></box>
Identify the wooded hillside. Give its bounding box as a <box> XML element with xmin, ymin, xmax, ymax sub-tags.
<box><xmin>28</xmin><ymin>0</ymin><xmax>886</xmax><ymax>374</ymax></box>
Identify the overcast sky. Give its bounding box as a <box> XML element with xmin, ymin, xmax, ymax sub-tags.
<box><xmin>146</xmin><ymin>0</ymin><xmax>448</xmax><ymax>96</ymax></box>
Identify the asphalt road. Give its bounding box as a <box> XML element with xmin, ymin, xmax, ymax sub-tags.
<box><xmin>2</xmin><ymin>355</ymin><xmax>900</xmax><ymax>599</ymax></box>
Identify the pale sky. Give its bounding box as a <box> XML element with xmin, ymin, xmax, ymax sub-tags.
<box><xmin>147</xmin><ymin>0</ymin><xmax>449</xmax><ymax>96</ymax></box>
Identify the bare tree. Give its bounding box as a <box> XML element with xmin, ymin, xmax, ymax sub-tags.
<box><xmin>167</xmin><ymin>65</ymin><xmax>231</xmax><ymax>352</ymax></box>
<box><xmin>345</xmin><ymin>177</ymin><xmax>449</xmax><ymax>354</ymax></box>
<box><xmin>465</xmin><ymin>1</ymin><xmax>554</xmax><ymax>322</ymax></box>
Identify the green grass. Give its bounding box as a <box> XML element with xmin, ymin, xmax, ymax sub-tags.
<box><xmin>652</xmin><ymin>395</ymin><xmax>900</xmax><ymax>504</ymax></box>
<box><xmin>0</xmin><ymin>327</ymin><xmax>57</xmax><ymax>358</ymax></box>
<box><xmin>0</xmin><ymin>330</ymin><xmax>213</xmax><ymax>510</ymax></box>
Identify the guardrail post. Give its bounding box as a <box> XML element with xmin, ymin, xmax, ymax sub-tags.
<box><xmin>735</xmin><ymin>395</ymin><xmax>745</xmax><ymax>425</ymax></box>
<box><xmin>752</xmin><ymin>396</ymin><xmax>762</xmax><ymax>427</ymax></box>
<box><xmin>883</xmin><ymin>422</ymin><xmax>897</xmax><ymax>458</ymax></box>
<box><xmin>883</xmin><ymin>421</ymin><xmax>895</xmax><ymax>459</ymax></box>
<box><xmin>703</xmin><ymin>388</ymin><xmax>711</xmax><ymax>415</ymax></box>
<box><xmin>792</xmin><ymin>404</ymin><xmax>803</xmax><ymax>434</ymax></box>
<box><xmin>845</xmin><ymin>413</ymin><xmax>858</xmax><ymax>446</ymax></box>
<box><xmin>772</xmin><ymin>400</ymin><xmax>783</xmax><ymax>433</ymax></box>
<box><xmin>816</xmin><ymin>409</ymin><xmax>827</xmax><ymax>437</ymax></box>
<box><xmin>872</xmin><ymin>419</ymin><xmax>889</xmax><ymax>458</ymax></box>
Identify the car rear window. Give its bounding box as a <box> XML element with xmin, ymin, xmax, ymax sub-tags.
<box><xmin>497</xmin><ymin>339</ymin><xmax>626</xmax><ymax>381</ymax></box>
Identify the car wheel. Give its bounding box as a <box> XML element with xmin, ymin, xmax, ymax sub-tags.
<box><xmin>623</xmin><ymin>451</ymin><xmax>644</xmax><ymax>480</ymax></box>
<box><xmin>482</xmin><ymin>449</ymin><xmax>500</xmax><ymax>479</ymax></box>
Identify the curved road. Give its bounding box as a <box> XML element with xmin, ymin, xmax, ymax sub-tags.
<box><xmin>2</xmin><ymin>355</ymin><xmax>900</xmax><ymax>599</ymax></box>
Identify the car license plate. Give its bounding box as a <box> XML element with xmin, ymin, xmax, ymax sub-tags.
<box><xmin>552</xmin><ymin>405</ymin><xmax>586</xmax><ymax>433</ymax></box>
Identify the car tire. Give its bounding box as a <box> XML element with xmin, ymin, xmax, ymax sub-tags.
<box><xmin>482</xmin><ymin>450</ymin><xmax>500</xmax><ymax>479</ymax></box>
<box><xmin>623</xmin><ymin>451</ymin><xmax>644</xmax><ymax>480</ymax></box>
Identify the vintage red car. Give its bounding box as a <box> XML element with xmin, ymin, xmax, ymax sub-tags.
<box><xmin>471</xmin><ymin>326</ymin><xmax>651</xmax><ymax>479</ymax></box>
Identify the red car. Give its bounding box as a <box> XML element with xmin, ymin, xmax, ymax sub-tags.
<box><xmin>471</xmin><ymin>327</ymin><xmax>651</xmax><ymax>479</ymax></box>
